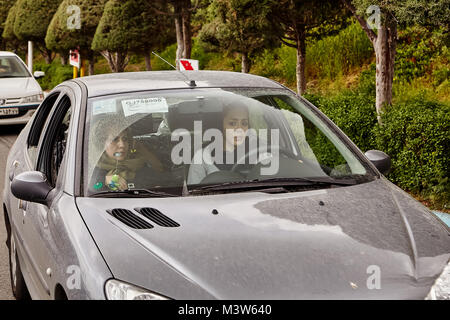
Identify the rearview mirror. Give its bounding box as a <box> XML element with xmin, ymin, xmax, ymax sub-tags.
<box><xmin>11</xmin><ymin>171</ymin><xmax>54</xmax><ymax>206</ymax></box>
<box><xmin>33</xmin><ymin>71</ymin><xmax>45</xmax><ymax>79</ymax></box>
<box><xmin>365</xmin><ymin>150</ymin><xmax>391</xmax><ymax>175</ymax></box>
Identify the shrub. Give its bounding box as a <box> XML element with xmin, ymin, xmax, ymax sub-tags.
<box><xmin>395</xmin><ymin>26</ymin><xmax>447</xmax><ymax>83</ymax></box>
<box><xmin>301</xmin><ymin>87</ymin><xmax>377</xmax><ymax>171</ymax></box>
<box><xmin>34</xmin><ymin>60</ymin><xmax>73</xmax><ymax>91</ymax></box>
<box><xmin>152</xmin><ymin>43</ymin><xmax>176</xmax><ymax>70</ymax></box>
<box><xmin>251</xmin><ymin>22</ymin><xmax>374</xmax><ymax>88</ymax></box>
<box><xmin>191</xmin><ymin>37</ymin><xmax>232</xmax><ymax>71</ymax></box>
<box><xmin>432</xmin><ymin>66</ymin><xmax>450</xmax><ymax>87</ymax></box>
<box><xmin>374</xmin><ymin>97</ymin><xmax>450</xmax><ymax>206</ymax></box>
<box><xmin>304</xmin><ymin>77</ymin><xmax>449</xmax><ymax>208</ymax></box>
<box><xmin>304</xmin><ymin>79</ymin><xmax>377</xmax><ymax>154</ymax></box>
<box><xmin>252</xmin><ymin>46</ymin><xmax>296</xmax><ymax>85</ymax></box>
<box><xmin>305</xmin><ymin>22</ymin><xmax>373</xmax><ymax>80</ymax></box>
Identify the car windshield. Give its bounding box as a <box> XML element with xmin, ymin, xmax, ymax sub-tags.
<box><xmin>0</xmin><ymin>56</ymin><xmax>31</xmax><ymax>78</ymax></box>
<box><xmin>84</xmin><ymin>88</ymin><xmax>375</xmax><ymax>197</ymax></box>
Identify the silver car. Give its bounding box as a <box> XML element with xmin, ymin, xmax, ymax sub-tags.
<box><xmin>0</xmin><ymin>51</ymin><xmax>45</xmax><ymax>125</ymax></box>
<box><xmin>2</xmin><ymin>71</ymin><xmax>449</xmax><ymax>300</ymax></box>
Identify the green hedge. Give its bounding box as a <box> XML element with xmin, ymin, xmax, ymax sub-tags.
<box><xmin>34</xmin><ymin>60</ymin><xmax>73</xmax><ymax>91</ymax></box>
<box><xmin>305</xmin><ymin>78</ymin><xmax>449</xmax><ymax>208</ymax></box>
<box><xmin>305</xmin><ymin>93</ymin><xmax>377</xmax><ymax>152</ymax></box>
<box><xmin>374</xmin><ymin>97</ymin><xmax>450</xmax><ymax>206</ymax></box>
<box><xmin>304</xmin><ymin>66</ymin><xmax>377</xmax><ymax>153</ymax></box>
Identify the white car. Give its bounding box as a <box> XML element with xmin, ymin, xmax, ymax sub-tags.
<box><xmin>0</xmin><ymin>51</ymin><xmax>45</xmax><ymax>125</ymax></box>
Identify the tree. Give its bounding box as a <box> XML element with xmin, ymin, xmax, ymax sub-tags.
<box><xmin>271</xmin><ymin>0</ymin><xmax>347</xmax><ymax>94</ymax></box>
<box><xmin>341</xmin><ymin>0</ymin><xmax>396</xmax><ymax>121</ymax></box>
<box><xmin>172</xmin><ymin>0</ymin><xmax>192</xmax><ymax>66</ymax></box>
<box><xmin>91</xmin><ymin>0</ymin><xmax>129</xmax><ymax>72</ymax></box>
<box><xmin>2</xmin><ymin>1</ymin><xmax>24</xmax><ymax>53</ymax></box>
<box><xmin>129</xmin><ymin>1</ymin><xmax>174</xmax><ymax>71</ymax></box>
<box><xmin>390</xmin><ymin>0</ymin><xmax>450</xmax><ymax>29</ymax></box>
<box><xmin>92</xmin><ymin>0</ymin><xmax>174</xmax><ymax>73</ymax></box>
<box><xmin>151</xmin><ymin>0</ymin><xmax>209</xmax><ymax>69</ymax></box>
<box><xmin>13</xmin><ymin>0</ymin><xmax>63</xmax><ymax>63</ymax></box>
<box><xmin>199</xmin><ymin>0</ymin><xmax>278</xmax><ymax>73</ymax></box>
<box><xmin>0</xmin><ymin>0</ymin><xmax>15</xmax><ymax>50</ymax></box>
<box><xmin>46</xmin><ymin>0</ymin><xmax>108</xmax><ymax>75</ymax></box>
<box><xmin>341</xmin><ymin>0</ymin><xmax>450</xmax><ymax>120</ymax></box>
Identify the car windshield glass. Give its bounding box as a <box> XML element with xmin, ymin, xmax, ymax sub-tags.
<box><xmin>0</xmin><ymin>56</ymin><xmax>31</xmax><ymax>78</ymax></box>
<box><xmin>84</xmin><ymin>88</ymin><xmax>374</xmax><ymax>197</ymax></box>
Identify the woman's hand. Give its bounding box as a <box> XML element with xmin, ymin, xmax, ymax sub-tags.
<box><xmin>106</xmin><ymin>174</ymin><xmax>128</xmax><ymax>191</ymax></box>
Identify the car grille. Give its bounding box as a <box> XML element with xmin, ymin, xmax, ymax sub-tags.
<box><xmin>135</xmin><ymin>207</ymin><xmax>180</xmax><ymax>227</ymax></box>
<box><xmin>107</xmin><ymin>208</ymin><xmax>154</xmax><ymax>229</ymax></box>
<box><xmin>3</xmin><ymin>98</ymin><xmax>21</xmax><ymax>105</ymax></box>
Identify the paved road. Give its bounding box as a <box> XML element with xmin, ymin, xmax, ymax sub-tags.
<box><xmin>0</xmin><ymin>124</ymin><xmax>24</xmax><ymax>300</ymax></box>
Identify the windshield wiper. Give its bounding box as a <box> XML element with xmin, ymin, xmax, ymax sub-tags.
<box><xmin>189</xmin><ymin>177</ymin><xmax>357</xmax><ymax>194</ymax></box>
<box><xmin>90</xmin><ymin>188</ymin><xmax>178</xmax><ymax>198</ymax></box>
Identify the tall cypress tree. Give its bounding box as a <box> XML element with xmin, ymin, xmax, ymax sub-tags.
<box><xmin>2</xmin><ymin>1</ymin><xmax>24</xmax><ymax>52</ymax></box>
<box><xmin>124</xmin><ymin>0</ymin><xmax>174</xmax><ymax>71</ymax></box>
<box><xmin>271</xmin><ymin>0</ymin><xmax>347</xmax><ymax>94</ymax></box>
<box><xmin>46</xmin><ymin>0</ymin><xmax>108</xmax><ymax>75</ymax></box>
<box><xmin>151</xmin><ymin>0</ymin><xmax>200</xmax><ymax>69</ymax></box>
<box><xmin>92</xmin><ymin>0</ymin><xmax>174</xmax><ymax>73</ymax></box>
<box><xmin>342</xmin><ymin>0</ymin><xmax>450</xmax><ymax>120</ymax></box>
<box><xmin>13</xmin><ymin>0</ymin><xmax>63</xmax><ymax>63</ymax></box>
<box><xmin>0</xmin><ymin>0</ymin><xmax>15</xmax><ymax>50</ymax></box>
<box><xmin>199</xmin><ymin>0</ymin><xmax>278</xmax><ymax>73</ymax></box>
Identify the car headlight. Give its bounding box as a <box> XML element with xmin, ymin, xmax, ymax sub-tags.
<box><xmin>20</xmin><ymin>94</ymin><xmax>44</xmax><ymax>104</ymax></box>
<box><xmin>425</xmin><ymin>261</ymin><xmax>450</xmax><ymax>300</ymax></box>
<box><xmin>105</xmin><ymin>279</ymin><xmax>169</xmax><ymax>300</ymax></box>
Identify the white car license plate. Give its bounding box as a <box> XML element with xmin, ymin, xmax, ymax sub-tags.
<box><xmin>0</xmin><ymin>108</ymin><xmax>19</xmax><ymax>116</ymax></box>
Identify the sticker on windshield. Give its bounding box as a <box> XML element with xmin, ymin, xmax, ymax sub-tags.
<box><xmin>121</xmin><ymin>97</ymin><xmax>169</xmax><ymax>116</ymax></box>
<box><xmin>92</xmin><ymin>99</ymin><xmax>117</xmax><ymax>115</ymax></box>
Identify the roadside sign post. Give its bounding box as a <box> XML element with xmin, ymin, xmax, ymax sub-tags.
<box><xmin>80</xmin><ymin>59</ymin><xmax>85</xmax><ymax>77</ymax></box>
<box><xmin>27</xmin><ymin>41</ymin><xmax>33</xmax><ymax>73</ymax></box>
<box><xmin>70</xmin><ymin>50</ymin><xmax>80</xmax><ymax>78</ymax></box>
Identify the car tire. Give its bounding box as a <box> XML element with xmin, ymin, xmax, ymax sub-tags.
<box><xmin>8</xmin><ymin>232</ymin><xmax>30</xmax><ymax>300</ymax></box>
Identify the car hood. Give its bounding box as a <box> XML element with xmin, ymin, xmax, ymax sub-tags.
<box><xmin>76</xmin><ymin>178</ymin><xmax>450</xmax><ymax>299</ymax></box>
<box><xmin>0</xmin><ymin>77</ymin><xmax>41</xmax><ymax>98</ymax></box>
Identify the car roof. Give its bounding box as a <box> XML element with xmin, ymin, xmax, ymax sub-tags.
<box><xmin>0</xmin><ymin>51</ymin><xmax>19</xmax><ymax>57</ymax></box>
<box><xmin>72</xmin><ymin>71</ymin><xmax>285</xmax><ymax>97</ymax></box>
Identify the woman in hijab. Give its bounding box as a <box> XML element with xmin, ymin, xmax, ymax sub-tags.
<box><xmin>89</xmin><ymin>115</ymin><xmax>163</xmax><ymax>192</ymax></box>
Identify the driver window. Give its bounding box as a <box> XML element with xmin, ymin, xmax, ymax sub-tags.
<box><xmin>27</xmin><ymin>92</ymin><xmax>60</xmax><ymax>165</ymax></box>
<box><xmin>50</xmin><ymin>106</ymin><xmax>71</xmax><ymax>185</ymax></box>
<box><xmin>37</xmin><ymin>95</ymin><xmax>72</xmax><ymax>187</ymax></box>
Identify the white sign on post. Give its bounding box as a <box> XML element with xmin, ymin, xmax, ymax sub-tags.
<box><xmin>179</xmin><ymin>59</ymin><xmax>199</xmax><ymax>71</ymax></box>
<box><xmin>69</xmin><ymin>50</ymin><xmax>80</xmax><ymax>68</ymax></box>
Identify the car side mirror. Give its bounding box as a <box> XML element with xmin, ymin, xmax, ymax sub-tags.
<box><xmin>11</xmin><ymin>171</ymin><xmax>54</xmax><ymax>206</ymax></box>
<box><xmin>364</xmin><ymin>150</ymin><xmax>391</xmax><ymax>175</ymax></box>
<box><xmin>33</xmin><ymin>71</ymin><xmax>45</xmax><ymax>79</ymax></box>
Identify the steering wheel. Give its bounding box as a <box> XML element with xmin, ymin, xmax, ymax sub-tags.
<box><xmin>231</xmin><ymin>145</ymin><xmax>301</xmax><ymax>172</ymax></box>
